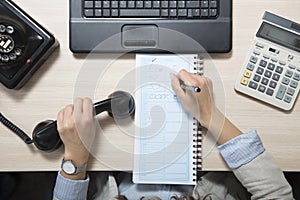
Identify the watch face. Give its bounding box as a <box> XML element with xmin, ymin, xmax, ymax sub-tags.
<box><xmin>62</xmin><ymin>160</ymin><xmax>76</xmax><ymax>174</ymax></box>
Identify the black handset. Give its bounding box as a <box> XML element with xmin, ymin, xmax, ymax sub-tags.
<box><xmin>0</xmin><ymin>91</ymin><xmax>135</xmax><ymax>152</ymax></box>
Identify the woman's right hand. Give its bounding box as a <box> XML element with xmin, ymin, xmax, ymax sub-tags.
<box><xmin>171</xmin><ymin>69</ymin><xmax>216</xmax><ymax>128</ymax></box>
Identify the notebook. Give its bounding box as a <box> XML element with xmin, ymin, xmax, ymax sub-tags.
<box><xmin>133</xmin><ymin>54</ymin><xmax>203</xmax><ymax>185</ymax></box>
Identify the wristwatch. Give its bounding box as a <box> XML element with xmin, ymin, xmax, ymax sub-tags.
<box><xmin>61</xmin><ymin>159</ymin><xmax>87</xmax><ymax>175</ymax></box>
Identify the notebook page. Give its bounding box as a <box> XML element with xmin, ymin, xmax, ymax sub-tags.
<box><xmin>133</xmin><ymin>54</ymin><xmax>198</xmax><ymax>185</ymax></box>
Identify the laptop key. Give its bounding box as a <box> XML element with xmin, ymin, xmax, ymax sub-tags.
<box><xmin>193</xmin><ymin>9</ymin><xmax>200</xmax><ymax>17</ymax></box>
<box><xmin>201</xmin><ymin>1</ymin><xmax>209</xmax><ymax>8</ymax></box>
<box><xmin>178</xmin><ymin>9</ymin><xmax>187</xmax><ymax>17</ymax></box>
<box><xmin>144</xmin><ymin>1</ymin><xmax>152</xmax><ymax>8</ymax></box>
<box><xmin>136</xmin><ymin>1</ymin><xmax>143</xmax><ymax>8</ymax></box>
<box><xmin>103</xmin><ymin>9</ymin><xmax>110</xmax><ymax>17</ymax></box>
<box><xmin>84</xmin><ymin>9</ymin><xmax>93</xmax><ymax>17</ymax></box>
<box><xmin>103</xmin><ymin>1</ymin><xmax>110</xmax><ymax>8</ymax></box>
<box><xmin>128</xmin><ymin>1</ymin><xmax>135</xmax><ymax>8</ymax></box>
<box><xmin>153</xmin><ymin>1</ymin><xmax>160</xmax><ymax>8</ymax></box>
<box><xmin>187</xmin><ymin>1</ymin><xmax>200</xmax><ymax>8</ymax></box>
<box><xmin>119</xmin><ymin>1</ymin><xmax>127</xmax><ymax>8</ymax></box>
<box><xmin>201</xmin><ymin>9</ymin><xmax>208</xmax><ymax>17</ymax></box>
<box><xmin>120</xmin><ymin>9</ymin><xmax>160</xmax><ymax>17</ymax></box>
<box><xmin>95</xmin><ymin>9</ymin><xmax>102</xmax><ymax>17</ymax></box>
<box><xmin>95</xmin><ymin>1</ymin><xmax>102</xmax><ymax>8</ymax></box>
<box><xmin>84</xmin><ymin>1</ymin><xmax>93</xmax><ymax>8</ymax></box>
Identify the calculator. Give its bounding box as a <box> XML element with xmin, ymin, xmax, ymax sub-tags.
<box><xmin>235</xmin><ymin>11</ymin><xmax>300</xmax><ymax>111</ymax></box>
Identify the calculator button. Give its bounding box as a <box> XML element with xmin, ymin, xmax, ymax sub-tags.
<box><xmin>256</xmin><ymin>67</ymin><xmax>264</xmax><ymax>75</ymax></box>
<box><xmin>290</xmin><ymin>80</ymin><xmax>298</xmax><ymax>88</ymax></box>
<box><xmin>288</xmin><ymin>55</ymin><xmax>294</xmax><ymax>60</ymax></box>
<box><xmin>266</xmin><ymin>88</ymin><xmax>274</xmax><ymax>96</ymax></box>
<box><xmin>261</xmin><ymin>77</ymin><xmax>269</xmax><ymax>85</ymax></box>
<box><xmin>263</xmin><ymin>54</ymin><xmax>270</xmax><ymax>59</ymax></box>
<box><xmin>246</xmin><ymin>63</ymin><xmax>255</xmax><ymax>71</ymax></box>
<box><xmin>255</xmin><ymin>42</ymin><xmax>264</xmax><ymax>48</ymax></box>
<box><xmin>275</xmin><ymin>66</ymin><xmax>283</xmax><ymax>74</ymax></box>
<box><xmin>267</xmin><ymin>63</ymin><xmax>275</xmax><ymax>70</ymax></box>
<box><xmin>285</xmin><ymin>70</ymin><xmax>293</xmax><ymax>78</ymax></box>
<box><xmin>243</xmin><ymin>70</ymin><xmax>252</xmax><ymax>78</ymax></box>
<box><xmin>283</xmin><ymin>95</ymin><xmax>292</xmax><ymax>103</ymax></box>
<box><xmin>297</xmin><ymin>67</ymin><xmax>300</xmax><ymax>72</ymax></box>
<box><xmin>276</xmin><ymin>85</ymin><xmax>287</xmax><ymax>100</ymax></box>
<box><xmin>293</xmin><ymin>73</ymin><xmax>300</xmax><ymax>81</ymax></box>
<box><xmin>271</xmin><ymin>57</ymin><xmax>278</xmax><ymax>63</ymax></box>
<box><xmin>287</xmin><ymin>88</ymin><xmax>295</xmax><ymax>96</ymax></box>
<box><xmin>288</xmin><ymin>64</ymin><xmax>296</xmax><ymax>69</ymax></box>
<box><xmin>250</xmin><ymin>56</ymin><xmax>258</xmax><ymax>64</ymax></box>
<box><xmin>279</xmin><ymin>60</ymin><xmax>286</xmax><ymax>65</ymax></box>
<box><xmin>258</xmin><ymin>85</ymin><xmax>266</xmax><ymax>92</ymax></box>
<box><xmin>282</xmin><ymin>77</ymin><xmax>290</xmax><ymax>85</ymax></box>
<box><xmin>272</xmin><ymin>73</ymin><xmax>280</xmax><ymax>81</ymax></box>
<box><xmin>240</xmin><ymin>77</ymin><xmax>248</xmax><ymax>86</ymax></box>
<box><xmin>269</xmin><ymin>81</ymin><xmax>277</xmax><ymax>89</ymax></box>
<box><xmin>249</xmin><ymin>81</ymin><xmax>258</xmax><ymax>89</ymax></box>
<box><xmin>253</xmin><ymin>50</ymin><xmax>260</xmax><ymax>55</ymax></box>
<box><xmin>264</xmin><ymin>70</ymin><xmax>272</xmax><ymax>78</ymax></box>
<box><xmin>259</xmin><ymin>60</ymin><xmax>267</xmax><ymax>67</ymax></box>
<box><xmin>253</xmin><ymin>74</ymin><xmax>261</xmax><ymax>82</ymax></box>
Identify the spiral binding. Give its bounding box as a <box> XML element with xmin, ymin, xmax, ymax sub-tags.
<box><xmin>0</xmin><ymin>112</ymin><xmax>33</xmax><ymax>144</ymax></box>
<box><xmin>192</xmin><ymin>55</ymin><xmax>203</xmax><ymax>182</ymax></box>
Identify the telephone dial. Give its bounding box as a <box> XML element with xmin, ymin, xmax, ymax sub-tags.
<box><xmin>0</xmin><ymin>91</ymin><xmax>135</xmax><ymax>152</ymax></box>
<box><xmin>0</xmin><ymin>0</ymin><xmax>58</xmax><ymax>89</ymax></box>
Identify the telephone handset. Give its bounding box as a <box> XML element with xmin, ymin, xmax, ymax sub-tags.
<box><xmin>0</xmin><ymin>0</ymin><xmax>58</xmax><ymax>89</ymax></box>
<box><xmin>0</xmin><ymin>91</ymin><xmax>135</xmax><ymax>152</ymax></box>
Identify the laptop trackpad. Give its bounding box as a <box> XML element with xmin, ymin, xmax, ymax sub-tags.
<box><xmin>122</xmin><ymin>25</ymin><xmax>158</xmax><ymax>48</ymax></box>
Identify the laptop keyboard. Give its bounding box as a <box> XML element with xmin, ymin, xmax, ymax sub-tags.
<box><xmin>83</xmin><ymin>0</ymin><xmax>219</xmax><ymax>19</ymax></box>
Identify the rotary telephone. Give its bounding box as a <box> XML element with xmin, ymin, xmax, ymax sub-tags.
<box><xmin>0</xmin><ymin>0</ymin><xmax>58</xmax><ymax>89</ymax></box>
<box><xmin>0</xmin><ymin>91</ymin><xmax>135</xmax><ymax>152</ymax></box>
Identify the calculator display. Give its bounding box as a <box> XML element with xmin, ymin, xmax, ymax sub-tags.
<box><xmin>257</xmin><ymin>22</ymin><xmax>300</xmax><ymax>52</ymax></box>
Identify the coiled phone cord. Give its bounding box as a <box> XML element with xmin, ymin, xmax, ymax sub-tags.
<box><xmin>0</xmin><ymin>112</ymin><xmax>33</xmax><ymax>144</ymax></box>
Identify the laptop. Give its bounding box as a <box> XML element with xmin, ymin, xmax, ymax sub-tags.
<box><xmin>69</xmin><ymin>0</ymin><xmax>232</xmax><ymax>53</ymax></box>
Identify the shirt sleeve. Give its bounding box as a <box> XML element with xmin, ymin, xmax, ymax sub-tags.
<box><xmin>217</xmin><ymin>130</ymin><xmax>265</xmax><ymax>169</ymax></box>
<box><xmin>53</xmin><ymin>171</ymin><xmax>89</xmax><ymax>200</ymax></box>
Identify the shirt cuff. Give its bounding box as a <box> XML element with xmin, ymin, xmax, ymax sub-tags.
<box><xmin>217</xmin><ymin>130</ymin><xmax>265</xmax><ymax>169</ymax></box>
<box><xmin>53</xmin><ymin>171</ymin><xmax>89</xmax><ymax>200</ymax></box>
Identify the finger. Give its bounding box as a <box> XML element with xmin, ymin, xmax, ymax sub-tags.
<box><xmin>74</xmin><ymin>98</ymin><xmax>83</xmax><ymax>116</ymax></box>
<box><xmin>63</xmin><ymin>104</ymin><xmax>74</xmax><ymax>126</ymax></box>
<box><xmin>177</xmin><ymin>69</ymin><xmax>198</xmax><ymax>87</ymax></box>
<box><xmin>56</xmin><ymin>109</ymin><xmax>65</xmax><ymax>131</ymax></box>
<box><xmin>170</xmin><ymin>73</ymin><xmax>185</xmax><ymax>99</ymax></box>
<box><xmin>82</xmin><ymin>98</ymin><xmax>93</xmax><ymax>119</ymax></box>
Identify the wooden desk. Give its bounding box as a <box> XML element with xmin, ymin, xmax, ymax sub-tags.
<box><xmin>0</xmin><ymin>0</ymin><xmax>299</xmax><ymax>171</ymax></box>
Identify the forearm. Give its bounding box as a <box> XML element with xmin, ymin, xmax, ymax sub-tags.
<box><xmin>204</xmin><ymin>108</ymin><xmax>242</xmax><ymax>145</ymax></box>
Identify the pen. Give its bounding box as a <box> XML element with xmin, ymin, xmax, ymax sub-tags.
<box><xmin>180</xmin><ymin>83</ymin><xmax>201</xmax><ymax>93</ymax></box>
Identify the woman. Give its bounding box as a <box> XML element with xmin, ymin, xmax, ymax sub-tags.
<box><xmin>53</xmin><ymin>70</ymin><xmax>293</xmax><ymax>200</ymax></box>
